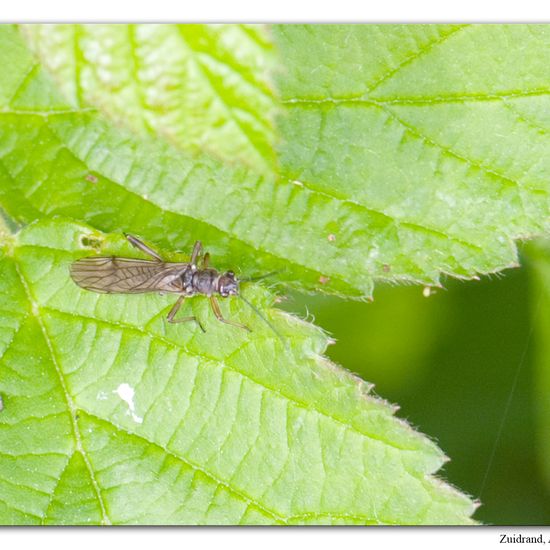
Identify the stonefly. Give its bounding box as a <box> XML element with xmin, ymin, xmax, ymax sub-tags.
<box><xmin>70</xmin><ymin>233</ymin><xmax>278</xmax><ymax>335</ymax></box>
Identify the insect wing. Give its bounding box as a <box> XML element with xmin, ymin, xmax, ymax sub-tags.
<box><xmin>70</xmin><ymin>257</ymin><xmax>190</xmax><ymax>293</ymax></box>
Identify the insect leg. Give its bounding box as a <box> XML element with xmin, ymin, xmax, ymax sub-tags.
<box><xmin>167</xmin><ymin>295</ymin><xmax>206</xmax><ymax>333</ymax></box>
<box><xmin>124</xmin><ymin>233</ymin><xmax>163</xmax><ymax>262</ymax></box>
<box><xmin>210</xmin><ymin>296</ymin><xmax>251</xmax><ymax>332</ymax></box>
<box><xmin>201</xmin><ymin>252</ymin><xmax>210</xmax><ymax>269</ymax></box>
<box><xmin>190</xmin><ymin>241</ymin><xmax>203</xmax><ymax>265</ymax></box>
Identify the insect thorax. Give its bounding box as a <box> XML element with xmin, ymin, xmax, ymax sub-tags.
<box><xmin>192</xmin><ymin>269</ymin><xmax>220</xmax><ymax>296</ymax></box>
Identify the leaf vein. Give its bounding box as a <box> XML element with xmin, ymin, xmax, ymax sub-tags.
<box><xmin>365</xmin><ymin>25</ymin><xmax>469</xmax><ymax>96</ymax></box>
<box><xmin>13</xmin><ymin>262</ymin><xmax>112</xmax><ymax>526</ymax></box>
<box><xmin>80</xmin><ymin>409</ymin><xmax>288</xmax><ymax>524</ymax></box>
<box><xmin>174</xmin><ymin>27</ymin><xmax>271</xmax><ymax>169</ymax></box>
<box><xmin>43</xmin><ymin>305</ymin><xmax>417</xmax><ymax>454</ymax></box>
<box><xmin>380</xmin><ymin>103</ymin><xmax>549</xmax><ymax>198</ymax></box>
<box><xmin>41</xmin><ymin>453</ymin><xmax>73</xmax><ymax>524</ymax></box>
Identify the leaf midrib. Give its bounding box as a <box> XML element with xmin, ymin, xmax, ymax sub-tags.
<box><xmin>282</xmin><ymin>89</ymin><xmax>550</xmax><ymax>105</ymax></box>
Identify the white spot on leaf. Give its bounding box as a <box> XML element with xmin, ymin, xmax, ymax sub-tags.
<box><xmin>114</xmin><ymin>383</ymin><xmax>143</xmax><ymax>424</ymax></box>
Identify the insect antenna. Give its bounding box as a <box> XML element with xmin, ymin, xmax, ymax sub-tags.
<box><xmin>238</xmin><ymin>270</ymin><xmax>282</xmax><ymax>283</ymax></box>
<box><xmin>238</xmin><ymin>294</ymin><xmax>288</xmax><ymax>350</ymax></box>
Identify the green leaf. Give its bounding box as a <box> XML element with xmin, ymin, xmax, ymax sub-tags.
<box><xmin>274</xmin><ymin>24</ymin><xmax>550</xmax><ymax>287</ymax></box>
<box><xmin>12</xmin><ymin>24</ymin><xmax>550</xmax><ymax>298</ymax></box>
<box><xmin>0</xmin><ymin>218</ymin><xmax>475</xmax><ymax>524</ymax></box>
<box><xmin>22</xmin><ymin>24</ymin><xmax>277</xmax><ymax>173</ymax></box>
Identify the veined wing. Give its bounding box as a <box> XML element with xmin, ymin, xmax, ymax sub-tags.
<box><xmin>70</xmin><ymin>257</ymin><xmax>190</xmax><ymax>293</ymax></box>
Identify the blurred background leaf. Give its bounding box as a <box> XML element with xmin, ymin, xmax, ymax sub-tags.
<box><xmin>22</xmin><ymin>24</ymin><xmax>277</xmax><ymax>173</ymax></box>
<box><xmin>525</xmin><ymin>241</ymin><xmax>550</xmax><ymax>505</ymax></box>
